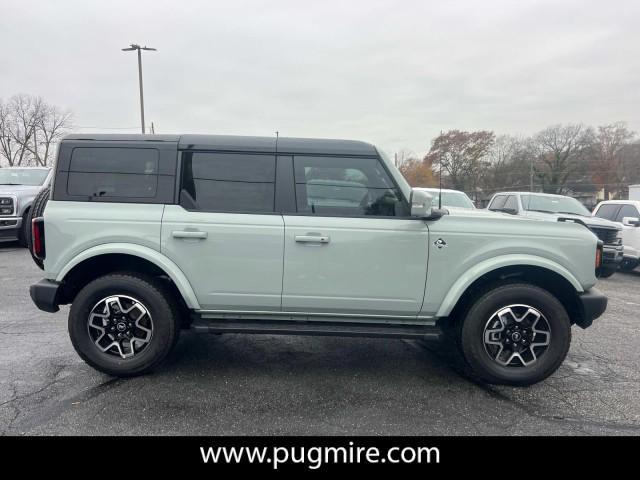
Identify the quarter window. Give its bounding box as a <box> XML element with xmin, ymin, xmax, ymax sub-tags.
<box><xmin>293</xmin><ymin>156</ymin><xmax>407</xmax><ymax>217</ymax></box>
<box><xmin>180</xmin><ymin>152</ymin><xmax>276</xmax><ymax>213</ymax></box>
<box><xmin>67</xmin><ymin>147</ymin><xmax>159</xmax><ymax>198</ymax></box>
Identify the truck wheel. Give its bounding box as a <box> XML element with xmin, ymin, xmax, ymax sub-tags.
<box><xmin>18</xmin><ymin>209</ymin><xmax>30</xmax><ymax>247</ymax></box>
<box><xmin>69</xmin><ymin>273</ymin><xmax>179</xmax><ymax>377</ymax></box>
<box><xmin>27</xmin><ymin>186</ymin><xmax>50</xmax><ymax>268</ymax></box>
<box><xmin>460</xmin><ymin>283</ymin><xmax>571</xmax><ymax>386</ymax></box>
<box><xmin>597</xmin><ymin>267</ymin><xmax>616</xmax><ymax>279</ymax></box>
<box><xmin>620</xmin><ymin>259</ymin><xmax>638</xmax><ymax>273</ymax></box>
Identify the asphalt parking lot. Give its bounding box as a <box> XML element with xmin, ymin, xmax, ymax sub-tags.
<box><xmin>1</xmin><ymin>243</ymin><xmax>639</xmax><ymax>436</ymax></box>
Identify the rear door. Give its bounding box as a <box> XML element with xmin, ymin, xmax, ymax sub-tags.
<box><xmin>281</xmin><ymin>155</ymin><xmax>429</xmax><ymax>317</ymax></box>
<box><xmin>161</xmin><ymin>151</ymin><xmax>284</xmax><ymax>311</ymax></box>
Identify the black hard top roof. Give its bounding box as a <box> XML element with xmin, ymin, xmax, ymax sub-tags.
<box><xmin>62</xmin><ymin>133</ymin><xmax>378</xmax><ymax>156</ymax></box>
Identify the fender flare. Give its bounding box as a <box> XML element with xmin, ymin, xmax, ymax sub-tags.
<box><xmin>435</xmin><ymin>254</ymin><xmax>584</xmax><ymax>318</ymax></box>
<box><xmin>56</xmin><ymin>243</ymin><xmax>200</xmax><ymax>309</ymax></box>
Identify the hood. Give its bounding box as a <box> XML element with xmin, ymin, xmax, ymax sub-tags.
<box><xmin>0</xmin><ymin>184</ymin><xmax>43</xmax><ymax>196</ymax></box>
<box><xmin>447</xmin><ymin>207</ymin><xmax>527</xmax><ymax>220</ymax></box>
<box><xmin>523</xmin><ymin>210</ymin><xmax>620</xmax><ymax>229</ymax></box>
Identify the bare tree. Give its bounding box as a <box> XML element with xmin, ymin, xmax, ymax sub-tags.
<box><xmin>424</xmin><ymin>130</ymin><xmax>495</xmax><ymax>192</ymax></box>
<box><xmin>0</xmin><ymin>94</ymin><xmax>72</xmax><ymax>167</ymax></box>
<box><xmin>531</xmin><ymin>124</ymin><xmax>593</xmax><ymax>194</ymax></box>
<box><xmin>590</xmin><ymin>122</ymin><xmax>635</xmax><ymax>199</ymax></box>
<box><xmin>28</xmin><ymin>104</ymin><xmax>73</xmax><ymax>166</ymax></box>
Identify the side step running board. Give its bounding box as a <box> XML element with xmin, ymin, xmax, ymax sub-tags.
<box><xmin>190</xmin><ymin>319</ymin><xmax>442</xmax><ymax>340</ymax></box>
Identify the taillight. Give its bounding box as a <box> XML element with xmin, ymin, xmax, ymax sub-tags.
<box><xmin>32</xmin><ymin>217</ymin><xmax>46</xmax><ymax>260</ymax></box>
<box><xmin>595</xmin><ymin>240</ymin><xmax>603</xmax><ymax>270</ymax></box>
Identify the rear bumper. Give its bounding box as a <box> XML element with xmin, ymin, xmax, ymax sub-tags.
<box><xmin>575</xmin><ymin>288</ymin><xmax>607</xmax><ymax>329</ymax></box>
<box><xmin>30</xmin><ymin>279</ymin><xmax>61</xmax><ymax>313</ymax></box>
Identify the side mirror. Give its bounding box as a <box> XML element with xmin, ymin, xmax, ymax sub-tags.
<box><xmin>410</xmin><ymin>189</ymin><xmax>434</xmax><ymax>218</ymax></box>
<box><xmin>622</xmin><ymin>216</ymin><xmax>640</xmax><ymax>227</ymax></box>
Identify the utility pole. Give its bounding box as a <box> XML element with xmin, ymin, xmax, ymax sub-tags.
<box><xmin>529</xmin><ymin>157</ymin><xmax>534</xmax><ymax>191</ymax></box>
<box><xmin>122</xmin><ymin>44</ymin><xmax>156</xmax><ymax>134</ymax></box>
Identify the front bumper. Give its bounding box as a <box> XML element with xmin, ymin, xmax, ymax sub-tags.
<box><xmin>623</xmin><ymin>245</ymin><xmax>640</xmax><ymax>262</ymax></box>
<box><xmin>602</xmin><ymin>244</ymin><xmax>624</xmax><ymax>266</ymax></box>
<box><xmin>575</xmin><ymin>288</ymin><xmax>607</xmax><ymax>329</ymax></box>
<box><xmin>30</xmin><ymin>279</ymin><xmax>61</xmax><ymax>313</ymax></box>
<box><xmin>0</xmin><ymin>217</ymin><xmax>22</xmax><ymax>242</ymax></box>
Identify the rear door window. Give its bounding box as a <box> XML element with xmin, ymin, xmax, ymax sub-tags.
<box><xmin>180</xmin><ymin>152</ymin><xmax>276</xmax><ymax>213</ymax></box>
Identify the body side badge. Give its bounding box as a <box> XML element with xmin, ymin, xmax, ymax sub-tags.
<box><xmin>434</xmin><ymin>238</ymin><xmax>447</xmax><ymax>249</ymax></box>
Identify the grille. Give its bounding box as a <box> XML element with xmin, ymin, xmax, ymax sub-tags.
<box><xmin>0</xmin><ymin>197</ymin><xmax>14</xmax><ymax>216</ymax></box>
<box><xmin>590</xmin><ymin>226</ymin><xmax>620</xmax><ymax>245</ymax></box>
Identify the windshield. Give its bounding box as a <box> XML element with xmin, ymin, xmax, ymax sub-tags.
<box><xmin>430</xmin><ymin>191</ymin><xmax>475</xmax><ymax>209</ymax></box>
<box><xmin>0</xmin><ymin>168</ymin><xmax>49</xmax><ymax>186</ymax></box>
<box><xmin>521</xmin><ymin>194</ymin><xmax>590</xmax><ymax>216</ymax></box>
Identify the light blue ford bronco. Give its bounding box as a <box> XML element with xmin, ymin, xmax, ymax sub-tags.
<box><xmin>29</xmin><ymin>134</ymin><xmax>607</xmax><ymax>385</ymax></box>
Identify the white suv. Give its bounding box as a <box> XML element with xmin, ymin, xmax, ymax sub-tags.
<box><xmin>593</xmin><ymin>200</ymin><xmax>640</xmax><ymax>272</ymax></box>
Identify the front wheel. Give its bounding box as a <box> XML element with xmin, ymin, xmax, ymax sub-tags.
<box><xmin>620</xmin><ymin>258</ymin><xmax>638</xmax><ymax>273</ymax></box>
<box><xmin>460</xmin><ymin>283</ymin><xmax>571</xmax><ymax>386</ymax></box>
<box><xmin>69</xmin><ymin>273</ymin><xmax>179</xmax><ymax>377</ymax></box>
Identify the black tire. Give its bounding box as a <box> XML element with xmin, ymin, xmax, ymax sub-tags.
<box><xmin>27</xmin><ymin>186</ymin><xmax>50</xmax><ymax>269</ymax></box>
<box><xmin>69</xmin><ymin>273</ymin><xmax>180</xmax><ymax>377</ymax></box>
<box><xmin>17</xmin><ymin>208</ymin><xmax>30</xmax><ymax>247</ymax></box>
<box><xmin>620</xmin><ymin>259</ymin><xmax>638</xmax><ymax>273</ymax></box>
<box><xmin>460</xmin><ymin>283</ymin><xmax>571</xmax><ymax>386</ymax></box>
<box><xmin>597</xmin><ymin>267</ymin><xmax>616</xmax><ymax>279</ymax></box>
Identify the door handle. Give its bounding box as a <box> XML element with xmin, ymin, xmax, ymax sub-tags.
<box><xmin>172</xmin><ymin>230</ymin><xmax>208</xmax><ymax>240</ymax></box>
<box><xmin>295</xmin><ymin>234</ymin><xmax>330</xmax><ymax>244</ymax></box>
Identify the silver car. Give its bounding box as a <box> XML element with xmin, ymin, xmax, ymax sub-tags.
<box><xmin>0</xmin><ymin>167</ymin><xmax>52</xmax><ymax>246</ymax></box>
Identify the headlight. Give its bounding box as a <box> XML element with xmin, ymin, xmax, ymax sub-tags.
<box><xmin>0</xmin><ymin>207</ymin><xmax>12</xmax><ymax>214</ymax></box>
<box><xmin>0</xmin><ymin>198</ymin><xmax>11</xmax><ymax>205</ymax></box>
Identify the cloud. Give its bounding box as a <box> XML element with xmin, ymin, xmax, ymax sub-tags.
<box><xmin>1</xmin><ymin>0</ymin><xmax>638</xmax><ymax>155</ymax></box>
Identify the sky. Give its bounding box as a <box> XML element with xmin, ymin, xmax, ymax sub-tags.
<box><xmin>1</xmin><ymin>0</ymin><xmax>638</xmax><ymax>156</ymax></box>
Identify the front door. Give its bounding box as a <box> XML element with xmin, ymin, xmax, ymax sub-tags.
<box><xmin>281</xmin><ymin>155</ymin><xmax>429</xmax><ymax>317</ymax></box>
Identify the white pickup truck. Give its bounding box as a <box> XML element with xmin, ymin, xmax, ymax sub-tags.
<box><xmin>593</xmin><ymin>200</ymin><xmax>640</xmax><ymax>272</ymax></box>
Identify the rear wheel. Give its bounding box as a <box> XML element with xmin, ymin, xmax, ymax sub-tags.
<box><xmin>460</xmin><ymin>283</ymin><xmax>571</xmax><ymax>386</ymax></box>
<box><xmin>69</xmin><ymin>273</ymin><xmax>179</xmax><ymax>377</ymax></box>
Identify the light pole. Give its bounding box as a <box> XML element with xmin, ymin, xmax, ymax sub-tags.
<box><xmin>122</xmin><ymin>44</ymin><xmax>156</xmax><ymax>134</ymax></box>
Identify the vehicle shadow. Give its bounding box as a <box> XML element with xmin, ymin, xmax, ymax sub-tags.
<box><xmin>159</xmin><ymin>329</ymin><xmax>476</xmax><ymax>389</ymax></box>
<box><xmin>618</xmin><ymin>269</ymin><xmax>640</xmax><ymax>279</ymax></box>
<box><xmin>0</xmin><ymin>240</ymin><xmax>22</xmax><ymax>251</ymax></box>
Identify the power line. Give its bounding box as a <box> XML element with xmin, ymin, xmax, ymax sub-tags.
<box><xmin>74</xmin><ymin>125</ymin><xmax>154</xmax><ymax>130</ymax></box>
